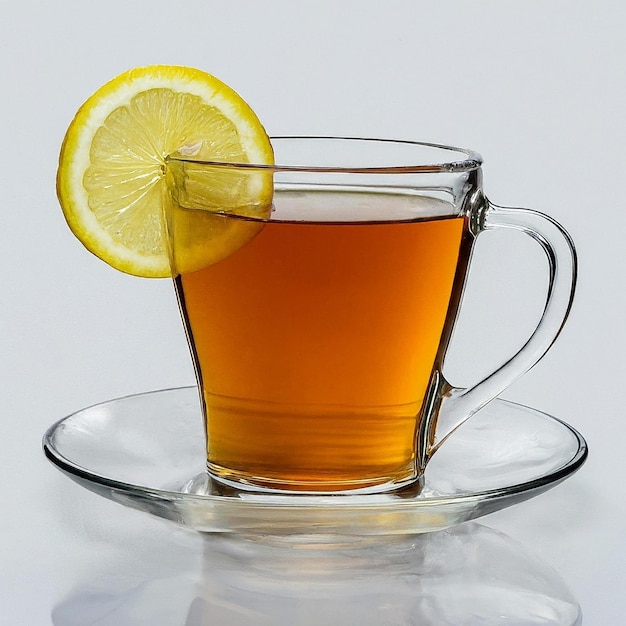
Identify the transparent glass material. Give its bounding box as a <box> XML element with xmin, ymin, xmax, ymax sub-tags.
<box><xmin>43</xmin><ymin>387</ymin><xmax>587</xmax><ymax>536</ymax></box>
<box><xmin>164</xmin><ymin>137</ymin><xmax>578</xmax><ymax>493</ymax></box>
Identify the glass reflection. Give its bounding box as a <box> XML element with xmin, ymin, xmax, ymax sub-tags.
<box><xmin>52</xmin><ymin>522</ymin><xmax>581</xmax><ymax>625</ymax></box>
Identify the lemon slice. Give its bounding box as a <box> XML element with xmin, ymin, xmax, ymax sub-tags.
<box><xmin>57</xmin><ymin>65</ymin><xmax>274</xmax><ymax>277</ymax></box>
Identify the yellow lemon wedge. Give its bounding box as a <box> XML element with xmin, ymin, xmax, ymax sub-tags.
<box><xmin>57</xmin><ymin>65</ymin><xmax>274</xmax><ymax>277</ymax></box>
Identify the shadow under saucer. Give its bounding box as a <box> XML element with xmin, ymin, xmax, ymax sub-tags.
<box><xmin>51</xmin><ymin>522</ymin><xmax>581</xmax><ymax>626</ymax></box>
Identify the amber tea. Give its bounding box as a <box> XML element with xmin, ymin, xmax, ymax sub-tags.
<box><xmin>175</xmin><ymin>190</ymin><xmax>468</xmax><ymax>491</ymax></box>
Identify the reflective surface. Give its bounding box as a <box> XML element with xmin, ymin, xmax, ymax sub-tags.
<box><xmin>50</xmin><ymin>522</ymin><xmax>582</xmax><ymax>625</ymax></box>
<box><xmin>43</xmin><ymin>387</ymin><xmax>587</xmax><ymax>536</ymax></box>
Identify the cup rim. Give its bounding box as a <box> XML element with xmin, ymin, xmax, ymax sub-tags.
<box><xmin>166</xmin><ymin>136</ymin><xmax>483</xmax><ymax>174</ymax></box>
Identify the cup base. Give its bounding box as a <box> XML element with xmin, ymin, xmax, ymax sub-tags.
<box><xmin>206</xmin><ymin>463</ymin><xmax>424</xmax><ymax>496</ymax></box>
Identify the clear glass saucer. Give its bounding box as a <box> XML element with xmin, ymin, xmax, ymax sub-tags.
<box><xmin>43</xmin><ymin>386</ymin><xmax>587</xmax><ymax>536</ymax></box>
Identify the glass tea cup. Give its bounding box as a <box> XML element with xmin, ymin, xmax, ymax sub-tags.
<box><xmin>164</xmin><ymin>137</ymin><xmax>576</xmax><ymax>495</ymax></box>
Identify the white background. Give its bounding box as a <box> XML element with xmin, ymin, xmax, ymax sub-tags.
<box><xmin>1</xmin><ymin>1</ymin><xmax>624</xmax><ymax>623</ymax></box>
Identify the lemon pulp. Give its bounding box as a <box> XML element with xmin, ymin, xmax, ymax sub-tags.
<box><xmin>57</xmin><ymin>65</ymin><xmax>274</xmax><ymax>277</ymax></box>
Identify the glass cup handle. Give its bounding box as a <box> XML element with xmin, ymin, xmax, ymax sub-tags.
<box><xmin>422</xmin><ymin>198</ymin><xmax>577</xmax><ymax>466</ymax></box>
